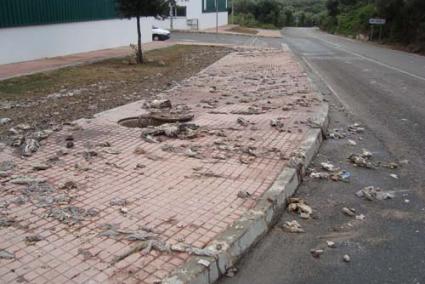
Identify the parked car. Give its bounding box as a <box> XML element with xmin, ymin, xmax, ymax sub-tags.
<box><xmin>152</xmin><ymin>26</ymin><xmax>170</xmax><ymax>41</ymax></box>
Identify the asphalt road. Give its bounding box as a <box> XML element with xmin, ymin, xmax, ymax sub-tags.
<box><xmin>172</xmin><ymin>29</ymin><xmax>425</xmax><ymax>284</ymax></box>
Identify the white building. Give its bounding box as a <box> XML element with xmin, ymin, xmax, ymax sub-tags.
<box><xmin>155</xmin><ymin>0</ymin><xmax>228</xmax><ymax>31</ymax></box>
<box><xmin>0</xmin><ymin>0</ymin><xmax>229</xmax><ymax>65</ymax></box>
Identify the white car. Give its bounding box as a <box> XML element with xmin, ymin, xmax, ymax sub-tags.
<box><xmin>152</xmin><ymin>26</ymin><xmax>170</xmax><ymax>41</ymax></box>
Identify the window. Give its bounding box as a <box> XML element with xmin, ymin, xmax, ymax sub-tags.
<box><xmin>202</xmin><ymin>0</ymin><xmax>228</xmax><ymax>13</ymax></box>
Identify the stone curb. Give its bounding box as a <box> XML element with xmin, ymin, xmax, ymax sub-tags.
<box><xmin>162</xmin><ymin>100</ymin><xmax>329</xmax><ymax>284</ymax></box>
<box><xmin>172</xmin><ymin>29</ymin><xmax>282</xmax><ymax>39</ymax></box>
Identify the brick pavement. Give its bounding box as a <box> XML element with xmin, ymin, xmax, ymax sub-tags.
<box><xmin>0</xmin><ymin>47</ymin><xmax>322</xmax><ymax>283</ymax></box>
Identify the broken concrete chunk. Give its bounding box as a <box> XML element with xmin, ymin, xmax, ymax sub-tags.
<box><xmin>342</xmin><ymin>207</ymin><xmax>356</xmax><ymax>217</ymax></box>
<box><xmin>10</xmin><ymin>176</ymin><xmax>47</xmax><ymax>185</ymax></box>
<box><xmin>343</xmin><ymin>254</ymin><xmax>351</xmax><ymax>263</ymax></box>
<box><xmin>310</xmin><ymin>249</ymin><xmax>324</xmax><ymax>258</ymax></box>
<box><xmin>283</xmin><ymin>220</ymin><xmax>304</xmax><ymax>233</ymax></box>
<box><xmin>197</xmin><ymin>259</ymin><xmax>211</xmax><ymax>267</ymax></box>
<box><xmin>32</xmin><ymin>163</ymin><xmax>51</xmax><ymax>171</ymax></box>
<box><xmin>237</xmin><ymin>191</ymin><xmax>251</xmax><ymax>199</ymax></box>
<box><xmin>16</xmin><ymin>123</ymin><xmax>32</xmax><ymax>131</ymax></box>
<box><xmin>288</xmin><ymin>198</ymin><xmax>313</xmax><ymax>218</ymax></box>
<box><xmin>0</xmin><ymin>118</ymin><xmax>12</xmax><ymax>125</ymax></box>
<box><xmin>0</xmin><ymin>249</ymin><xmax>15</xmax><ymax>259</ymax></box>
<box><xmin>149</xmin><ymin>99</ymin><xmax>172</xmax><ymax>109</ymax></box>
<box><xmin>321</xmin><ymin>162</ymin><xmax>340</xmax><ymax>172</ymax></box>
<box><xmin>356</xmin><ymin>186</ymin><xmax>395</xmax><ymax>201</ymax></box>
<box><xmin>237</xmin><ymin>117</ymin><xmax>249</xmax><ymax>127</ymax></box>
<box><xmin>326</xmin><ymin>241</ymin><xmax>336</xmax><ymax>248</ymax></box>
<box><xmin>25</xmin><ymin>235</ymin><xmax>43</xmax><ymax>245</ymax></box>
<box><xmin>22</xmin><ymin>139</ymin><xmax>40</xmax><ymax>156</ymax></box>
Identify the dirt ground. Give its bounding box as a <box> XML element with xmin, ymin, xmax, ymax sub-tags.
<box><xmin>0</xmin><ymin>45</ymin><xmax>231</xmax><ymax>143</ymax></box>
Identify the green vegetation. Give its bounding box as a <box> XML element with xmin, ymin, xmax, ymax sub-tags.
<box><xmin>322</xmin><ymin>0</ymin><xmax>425</xmax><ymax>52</ymax></box>
<box><xmin>231</xmin><ymin>0</ymin><xmax>326</xmax><ymax>29</ymax></box>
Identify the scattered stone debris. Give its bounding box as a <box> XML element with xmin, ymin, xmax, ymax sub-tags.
<box><xmin>283</xmin><ymin>220</ymin><xmax>304</xmax><ymax>233</ymax></box>
<box><xmin>0</xmin><ymin>216</ymin><xmax>16</xmax><ymax>228</ymax></box>
<box><xmin>110</xmin><ymin>198</ymin><xmax>128</xmax><ymax>207</ymax></box>
<box><xmin>348</xmin><ymin>139</ymin><xmax>357</xmax><ymax>146</ymax></box>
<box><xmin>141</xmin><ymin>123</ymin><xmax>199</xmax><ymax>141</ymax></box>
<box><xmin>342</xmin><ymin>207</ymin><xmax>356</xmax><ymax>217</ymax></box>
<box><xmin>326</xmin><ymin>241</ymin><xmax>336</xmax><ymax>248</ymax></box>
<box><xmin>348</xmin><ymin>123</ymin><xmax>365</xmax><ymax>133</ymax></box>
<box><xmin>22</xmin><ymin>139</ymin><xmax>40</xmax><ymax>157</ymax></box>
<box><xmin>145</xmin><ymin>99</ymin><xmax>172</xmax><ymax>109</ymax></box>
<box><xmin>75</xmin><ymin>161</ymin><xmax>91</xmax><ymax>171</ymax></box>
<box><xmin>25</xmin><ymin>235</ymin><xmax>43</xmax><ymax>246</ymax></box>
<box><xmin>236</xmin><ymin>117</ymin><xmax>250</xmax><ymax>127</ymax></box>
<box><xmin>16</xmin><ymin>123</ymin><xmax>32</xmax><ymax>131</ymax></box>
<box><xmin>355</xmin><ymin>186</ymin><xmax>395</xmax><ymax>201</ymax></box>
<box><xmin>310</xmin><ymin>169</ymin><xmax>351</xmax><ymax>182</ymax></box>
<box><xmin>288</xmin><ymin>198</ymin><xmax>313</xmax><ymax>219</ymax></box>
<box><xmin>321</xmin><ymin>162</ymin><xmax>340</xmax><ymax>172</ymax></box>
<box><xmin>356</xmin><ymin>214</ymin><xmax>366</xmax><ymax>220</ymax></box>
<box><xmin>197</xmin><ymin>259</ymin><xmax>211</xmax><ymax>267</ymax></box>
<box><xmin>10</xmin><ymin>176</ymin><xmax>47</xmax><ymax>185</ymax></box>
<box><xmin>343</xmin><ymin>254</ymin><xmax>351</xmax><ymax>263</ymax></box>
<box><xmin>0</xmin><ymin>249</ymin><xmax>15</xmax><ymax>260</ymax></box>
<box><xmin>231</xmin><ymin>106</ymin><xmax>263</xmax><ymax>115</ymax></box>
<box><xmin>390</xmin><ymin>174</ymin><xmax>399</xmax><ymax>179</ymax></box>
<box><xmin>0</xmin><ymin>118</ymin><xmax>12</xmax><ymax>125</ymax></box>
<box><xmin>96</xmin><ymin>141</ymin><xmax>111</xmax><ymax>147</ymax></box>
<box><xmin>134</xmin><ymin>146</ymin><xmax>146</xmax><ymax>155</ymax></box>
<box><xmin>327</xmin><ymin>128</ymin><xmax>350</xmax><ymax>140</ymax></box>
<box><xmin>58</xmin><ymin>180</ymin><xmax>78</xmax><ymax>190</ymax></box>
<box><xmin>225</xmin><ymin>267</ymin><xmax>238</xmax><ymax>278</ymax></box>
<box><xmin>32</xmin><ymin>163</ymin><xmax>50</xmax><ymax>171</ymax></box>
<box><xmin>310</xmin><ymin>249</ymin><xmax>324</xmax><ymax>258</ymax></box>
<box><xmin>348</xmin><ymin>150</ymin><xmax>374</xmax><ymax>168</ymax></box>
<box><xmin>48</xmin><ymin>206</ymin><xmax>98</xmax><ymax>225</ymax></box>
<box><xmin>237</xmin><ymin>191</ymin><xmax>251</xmax><ymax>199</ymax></box>
<box><xmin>270</xmin><ymin>118</ymin><xmax>285</xmax><ymax>129</ymax></box>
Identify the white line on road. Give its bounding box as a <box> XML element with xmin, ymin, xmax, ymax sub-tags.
<box><xmin>301</xmin><ymin>56</ymin><xmax>352</xmax><ymax>114</ymax></box>
<box><xmin>313</xmin><ymin>37</ymin><xmax>425</xmax><ymax>82</ymax></box>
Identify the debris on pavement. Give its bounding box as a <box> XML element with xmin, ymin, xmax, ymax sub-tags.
<box><xmin>237</xmin><ymin>117</ymin><xmax>250</xmax><ymax>127</ymax></box>
<box><xmin>197</xmin><ymin>259</ymin><xmax>211</xmax><ymax>267</ymax></box>
<box><xmin>22</xmin><ymin>139</ymin><xmax>40</xmax><ymax>156</ymax></box>
<box><xmin>0</xmin><ymin>249</ymin><xmax>15</xmax><ymax>260</ymax></box>
<box><xmin>342</xmin><ymin>207</ymin><xmax>356</xmax><ymax>217</ymax></box>
<box><xmin>10</xmin><ymin>176</ymin><xmax>47</xmax><ymax>185</ymax></box>
<box><xmin>390</xmin><ymin>174</ymin><xmax>399</xmax><ymax>179</ymax></box>
<box><xmin>144</xmin><ymin>99</ymin><xmax>172</xmax><ymax>109</ymax></box>
<box><xmin>0</xmin><ymin>118</ymin><xmax>12</xmax><ymax>125</ymax></box>
<box><xmin>237</xmin><ymin>191</ymin><xmax>251</xmax><ymax>199</ymax></box>
<box><xmin>356</xmin><ymin>186</ymin><xmax>395</xmax><ymax>201</ymax></box>
<box><xmin>348</xmin><ymin>123</ymin><xmax>365</xmax><ymax>133</ymax></box>
<box><xmin>25</xmin><ymin>235</ymin><xmax>43</xmax><ymax>246</ymax></box>
<box><xmin>321</xmin><ymin>162</ymin><xmax>340</xmax><ymax>172</ymax></box>
<box><xmin>326</xmin><ymin>241</ymin><xmax>336</xmax><ymax>248</ymax></box>
<box><xmin>343</xmin><ymin>254</ymin><xmax>351</xmax><ymax>263</ymax></box>
<box><xmin>32</xmin><ymin>163</ymin><xmax>51</xmax><ymax>171</ymax></box>
<box><xmin>283</xmin><ymin>220</ymin><xmax>304</xmax><ymax>233</ymax></box>
<box><xmin>47</xmin><ymin>206</ymin><xmax>98</xmax><ymax>225</ymax></box>
<box><xmin>310</xmin><ymin>249</ymin><xmax>324</xmax><ymax>258</ymax></box>
<box><xmin>288</xmin><ymin>198</ymin><xmax>313</xmax><ymax>219</ymax></box>
<box><xmin>348</xmin><ymin>150</ymin><xmax>374</xmax><ymax>168</ymax></box>
<box><xmin>225</xmin><ymin>267</ymin><xmax>238</xmax><ymax>278</ymax></box>
<box><xmin>356</xmin><ymin>214</ymin><xmax>366</xmax><ymax>220</ymax></box>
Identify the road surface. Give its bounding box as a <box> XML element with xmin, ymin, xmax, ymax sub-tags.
<box><xmin>172</xmin><ymin>29</ymin><xmax>425</xmax><ymax>284</ymax></box>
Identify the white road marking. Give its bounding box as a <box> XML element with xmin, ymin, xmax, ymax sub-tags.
<box><xmin>313</xmin><ymin>36</ymin><xmax>425</xmax><ymax>82</ymax></box>
<box><xmin>301</xmin><ymin>56</ymin><xmax>352</xmax><ymax>113</ymax></box>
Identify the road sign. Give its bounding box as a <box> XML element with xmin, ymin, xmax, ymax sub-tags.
<box><xmin>369</xmin><ymin>18</ymin><xmax>386</xmax><ymax>25</ymax></box>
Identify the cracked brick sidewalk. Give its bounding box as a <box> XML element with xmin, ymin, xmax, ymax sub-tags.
<box><xmin>0</xmin><ymin>47</ymin><xmax>324</xmax><ymax>283</ymax></box>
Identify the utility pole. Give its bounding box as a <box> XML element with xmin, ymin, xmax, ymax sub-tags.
<box><xmin>232</xmin><ymin>0</ymin><xmax>234</xmax><ymax>25</ymax></box>
<box><xmin>216</xmin><ymin>0</ymin><xmax>219</xmax><ymax>34</ymax></box>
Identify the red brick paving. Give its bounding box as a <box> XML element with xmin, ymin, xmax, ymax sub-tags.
<box><xmin>0</xmin><ymin>41</ymin><xmax>174</xmax><ymax>81</ymax></box>
<box><xmin>0</xmin><ymin>47</ymin><xmax>322</xmax><ymax>283</ymax></box>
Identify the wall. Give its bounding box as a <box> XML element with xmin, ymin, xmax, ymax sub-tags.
<box><xmin>0</xmin><ymin>18</ymin><xmax>153</xmax><ymax>65</ymax></box>
<box><xmin>154</xmin><ymin>0</ymin><xmax>228</xmax><ymax>31</ymax></box>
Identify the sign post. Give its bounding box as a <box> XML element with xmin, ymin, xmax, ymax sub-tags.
<box><xmin>369</xmin><ymin>18</ymin><xmax>386</xmax><ymax>41</ymax></box>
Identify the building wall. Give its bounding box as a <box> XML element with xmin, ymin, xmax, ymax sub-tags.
<box><xmin>0</xmin><ymin>18</ymin><xmax>153</xmax><ymax>65</ymax></box>
<box><xmin>154</xmin><ymin>0</ymin><xmax>228</xmax><ymax>31</ymax></box>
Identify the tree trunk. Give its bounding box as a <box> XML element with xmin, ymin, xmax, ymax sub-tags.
<box><xmin>136</xmin><ymin>16</ymin><xmax>143</xmax><ymax>64</ymax></box>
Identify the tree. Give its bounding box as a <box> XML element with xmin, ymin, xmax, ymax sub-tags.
<box><xmin>116</xmin><ymin>0</ymin><xmax>170</xmax><ymax>64</ymax></box>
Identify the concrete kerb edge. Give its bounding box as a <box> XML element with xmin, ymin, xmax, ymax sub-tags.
<box><xmin>172</xmin><ymin>29</ymin><xmax>282</xmax><ymax>39</ymax></box>
<box><xmin>162</xmin><ymin>106</ymin><xmax>329</xmax><ymax>284</ymax></box>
